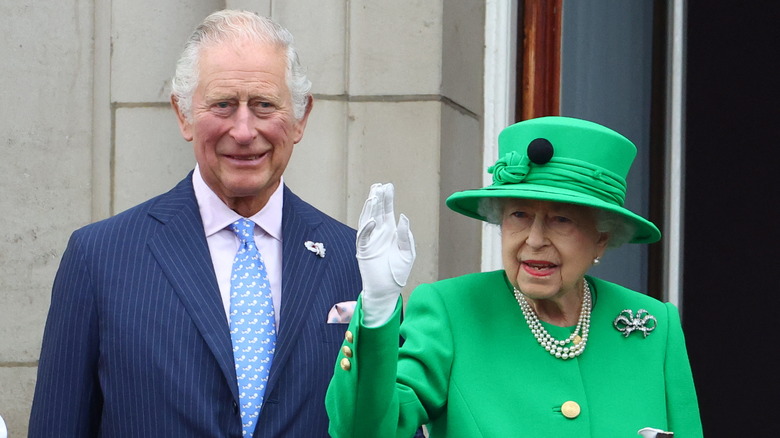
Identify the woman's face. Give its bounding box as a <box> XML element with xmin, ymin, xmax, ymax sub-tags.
<box><xmin>501</xmin><ymin>199</ymin><xmax>609</xmax><ymax>302</ymax></box>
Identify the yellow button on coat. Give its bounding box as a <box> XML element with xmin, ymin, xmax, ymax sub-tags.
<box><xmin>340</xmin><ymin>358</ymin><xmax>352</xmax><ymax>371</ymax></box>
<box><xmin>345</xmin><ymin>330</ymin><xmax>354</xmax><ymax>343</ymax></box>
<box><xmin>342</xmin><ymin>346</ymin><xmax>353</xmax><ymax>357</ymax></box>
<box><xmin>561</xmin><ymin>401</ymin><xmax>581</xmax><ymax>419</ymax></box>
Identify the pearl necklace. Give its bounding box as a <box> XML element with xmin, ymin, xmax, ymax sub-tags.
<box><xmin>513</xmin><ymin>280</ymin><xmax>592</xmax><ymax>360</ymax></box>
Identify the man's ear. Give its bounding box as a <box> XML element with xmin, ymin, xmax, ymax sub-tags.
<box><xmin>171</xmin><ymin>96</ymin><xmax>193</xmax><ymax>142</ymax></box>
<box><xmin>292</xmin><ymin>96</ymin><xmax>314</xmax><ymax>144</ymax></box>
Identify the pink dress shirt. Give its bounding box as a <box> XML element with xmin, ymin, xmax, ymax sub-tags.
<box><xmin>192</xmin><ymin>166</ymin><xmax>283</xmax><ymax>330</ymax></box>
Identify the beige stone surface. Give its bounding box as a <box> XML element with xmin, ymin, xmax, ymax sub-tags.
<box><xmin>226</xmin><ymin>0</ymin><xmax>271</xmax><ymax>14</ymax></box>
<box><xmin>111</xmin><ymin>0</ymin><xmax>223</xmax><ymax>103</ymax></box>
<box><xmin>285</xmin><ymin>98</ymin><xmax>350</xmax><ymax>221</ymax></box>
<box><xmin>0</xmin><ymin>366</ymin><xmax>37</xmax><ymax>438</ymax></box>
<box><xmin>348</xmin><ymin>1</ymin><xmax>443</xmax><ymax>95</ymax></box>
<box><xmin>1</xmin><ymin>1</ymin><xmax>95</xmax><ymax>433</ymax></box>
<box><xmin>345</xmin><ymin>100</ymin><xmax>442</xmax><ymax>289</ymax></box>
<box><xmin>113</xmin><ymin>106</ymin><xmax>195</xmax><ymax>214</ymax></box>
<box><xmin>438</xmin><ymin>104</ymin><xmax>484</xmax><ymax>280</ymax></box>
<box><xmin>0</xmin><ymin>0</ymin><xmax>93</xmax><ymax>362</ymax></box>
<box><xmin>442</xmin><ymin>0</ymin><xmax>485</xmax><ymax>114</ymax></box>
<box><xmin>274</xmin><ymin>0</ymin><xmax>348</xmax><ymax>96</ymax></box>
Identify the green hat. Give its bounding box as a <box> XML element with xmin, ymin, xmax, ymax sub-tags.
<box><xmin>446</xmin><ymin>116</ymin><xmax>661</xmax><ymax>244</ymax></box>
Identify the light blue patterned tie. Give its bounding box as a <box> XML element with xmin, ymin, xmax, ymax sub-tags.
<box><xmin>229</xmin><ymin>219</ymin><xmax>276</xmax><ymax>437</ymax></box>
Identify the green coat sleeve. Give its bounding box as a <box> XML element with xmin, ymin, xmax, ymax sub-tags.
<box><xmin>326</xmin><ymin>286</ymin><xmax>452</xmax><ymax>438</ymax></box>
<box><xmin>325</xmin><ymin>294</ymin><xmax>413</xmax><ymax>438</ymax></box>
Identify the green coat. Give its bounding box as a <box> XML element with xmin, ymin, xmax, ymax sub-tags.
<box><xmin>326</xmin><ymin>271</ymin><xmax>702</xmax><ymax>437</ymax></box>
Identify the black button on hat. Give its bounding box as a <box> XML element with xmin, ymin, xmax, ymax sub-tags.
<box><xmin>527</xmin><ymin>138</ymin><xmax>554</xmax><ymax>164</ymax></box>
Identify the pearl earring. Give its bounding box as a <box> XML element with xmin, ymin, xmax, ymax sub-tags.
<box><xmin>593</xmin><ymin>257</ymin><xmax>601</xmax><ymax>266</ymax></box>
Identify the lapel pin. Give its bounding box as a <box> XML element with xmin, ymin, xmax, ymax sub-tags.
<box><xmin>304</xmin><ymin>241</ymin><xmax>326</xmax><ymax>258</ymax></box>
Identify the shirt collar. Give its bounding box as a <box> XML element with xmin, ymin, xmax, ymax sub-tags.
<box><xmin>192</xmin><ymin>165</ymin><xmax>283</xmax><ymax>241</ymax></box>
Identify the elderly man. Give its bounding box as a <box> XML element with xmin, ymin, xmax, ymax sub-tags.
<box><xmin>29</xmin><ymin>10</ymin><xmax>361</xmax><ymax>437</ymax></box>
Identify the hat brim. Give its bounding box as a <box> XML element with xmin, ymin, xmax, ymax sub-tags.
<box><xmin>446</xmin><ymin>183</ymin><xmax>661</xmax><ymax>244</ymax></box>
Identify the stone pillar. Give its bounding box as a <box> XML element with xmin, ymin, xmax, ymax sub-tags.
<box><xmin>0</xmin><ymin>1</ymin><xmax>95</xmax><ymax>435</ymax></box>
<box><xmin>280</xmin><ymin>1</ymin><xmax>486</xmax><ymax>292</ymax></box>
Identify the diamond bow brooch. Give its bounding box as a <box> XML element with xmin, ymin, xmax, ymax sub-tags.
<box><xmin>304</xmin><ymin>241</ymin><xmax>326</xmax><ymax>258</ymax></box>
<box><xmin>613</xmin><ymin>309</ymin><xmax>657</xmax><ymax>338</ymax></box>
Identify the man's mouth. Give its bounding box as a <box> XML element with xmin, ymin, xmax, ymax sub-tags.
<box><xmin>225</xmin><ymin>152</ymin><xmax>268</xmax><ymax>162</ymax></box>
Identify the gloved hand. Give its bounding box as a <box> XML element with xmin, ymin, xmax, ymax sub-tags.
<box><xmin>357</xmin><ymin>183</ymin><xmax>416</xmax><ymax>327</ymax></box>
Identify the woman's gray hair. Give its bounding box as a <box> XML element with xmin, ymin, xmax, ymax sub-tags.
<box><xmin>477</xmin><ymin>197</ymin><xmax>636</xmax><ymax>249</ymax></box>
<box><xmin>171</xmin><ymin>10</ymin><xmax>312</xmax><ymax>121</ymax></box>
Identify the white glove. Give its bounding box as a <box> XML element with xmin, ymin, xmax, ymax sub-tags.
<box><xmin>357</xmin><ymin>183</ymin><xmax>416</xmax><ymax>327</ymax></box>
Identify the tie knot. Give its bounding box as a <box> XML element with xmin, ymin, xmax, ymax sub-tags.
<box><xmin>230</xmin><ymin>218</ymin><xmax>255</xmax><ymax>243</ymax></box>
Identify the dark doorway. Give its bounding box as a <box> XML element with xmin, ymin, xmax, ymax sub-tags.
<box><xmin>684</xmin><ymin>2</ymin><xmax>779</xmax><ymax>436</ymax></box>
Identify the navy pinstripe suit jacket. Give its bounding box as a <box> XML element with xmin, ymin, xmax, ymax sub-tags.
<box><xmin>29</xmin><ymin>175</ymin><xmax>362</xmax><ymax>437</ymax></box>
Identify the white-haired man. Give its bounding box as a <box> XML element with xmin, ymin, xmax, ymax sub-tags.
<box><xmin>30</xmin><ymin>10</ymin><xmax>362</xmax><ymax>437</ymax></box>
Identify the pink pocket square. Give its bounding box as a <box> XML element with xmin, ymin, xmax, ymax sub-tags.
<box><xmin>327</xmin><ymin>301</ymin><xmax>357</xmax><ymax>324</ymax></box>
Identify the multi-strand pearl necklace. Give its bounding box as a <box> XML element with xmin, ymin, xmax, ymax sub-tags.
<box><xmin>513</xmin><ymin>280</ymin><xmax>592</xmax><ymax>360</ymax></box>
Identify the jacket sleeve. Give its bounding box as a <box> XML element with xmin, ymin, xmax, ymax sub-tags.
<box><xmin>326</xmin><ymin>284</ymin><xmax>453</xmax><ymax>438</ymax></box>
<box><xmin>663</xmin><ymin>302</ymin><xmax>704</xmax><ymax>437</ymax></box>
<box><xmin>28</xmin><ymin>231</ymin><xmax>102</xmax><ymax>437</ymax></box>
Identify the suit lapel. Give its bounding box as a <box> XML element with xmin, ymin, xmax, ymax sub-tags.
<box><xmin>265</xmin><ymin>187</ymin><xmax>327</xmax><ymax>393</ymax></box>
<box><xmin>146</xmin><ymin>175</ymin><xmax>239</xmax><ymax>402</ymax></box>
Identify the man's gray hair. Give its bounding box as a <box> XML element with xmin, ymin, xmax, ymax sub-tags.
<box><xmin>477</xmin><ymin>197</ymin><xmax>636</xmax><ymax>249</ymax></box>
<box><xmin>171</xmin><ymin>10</ymin><xmax>312</xmax><ymax>121</ymax></box>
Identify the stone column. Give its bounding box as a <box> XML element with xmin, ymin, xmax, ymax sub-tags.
<box><xmin>0</xmin><ymin>1</ymin><xmax>95</xmax><ymax>435</ymax></box>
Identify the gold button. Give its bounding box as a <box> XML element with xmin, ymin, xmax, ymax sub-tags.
<box><xmin>561</xmin><ymin>401</ymin><xmax>580</xmax><ymax>419</ymax></box>
<box><xmin>340</xmin><ymin>357</ymin><xmax>352</xmax><ymax>371</ymax></box>
<box><xmin>345</xmin><ymin>330</ymin><xmax>354</xmax><ymax>343</ymax></box>
<box><xmin>342</xmin><ymin>345</ymin><xmax>353</xmax><ymax>357</ymax></box>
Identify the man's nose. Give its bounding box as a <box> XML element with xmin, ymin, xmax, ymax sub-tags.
<box><xmin>230</xmin><ymin>105</ymin><xmax>257</xmax><ymax>144</ymax></box>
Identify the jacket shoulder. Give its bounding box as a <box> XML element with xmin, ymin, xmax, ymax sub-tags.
<box><xmin>70</xmin><ymin>175</ymin><xmax>195</xmax><ymax>243</ymax></box>
<box><xmin>588</xmin><ymin>276</ymin><xmax>675</xmax><ymax>318</ymax></box>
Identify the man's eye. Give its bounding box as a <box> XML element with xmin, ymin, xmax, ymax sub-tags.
<box><xmin>210</xmin><ymin>102</ymin><xmax>235</xmax><ymax>115</ymax></box>
<box><xmin>252</xmin><ymin>101</ymin><xmax>275</xmax><ymax>112</ymax></box>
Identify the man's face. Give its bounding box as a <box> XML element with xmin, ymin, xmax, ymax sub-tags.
<box><xmin>174</xmin><ymin>39</ymin><xmax>311</xmax><ymax>215</ymax></box>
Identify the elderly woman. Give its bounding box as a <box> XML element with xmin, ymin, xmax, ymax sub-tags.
<box><xmin>326</xmin><ymin>117</ymin><xmax>702</xmax><ymax>437</ymax></box>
